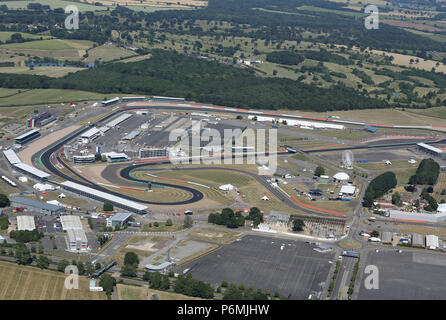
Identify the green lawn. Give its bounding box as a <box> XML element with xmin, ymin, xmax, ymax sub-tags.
<box><xmin>297</xmin><ymin>5</ymin><xmax>366</xmax><ymax>17</ymax></box>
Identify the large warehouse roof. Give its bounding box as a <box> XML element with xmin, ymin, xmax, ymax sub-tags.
<box><xmin>13</xmin><ymin>162</ymin><xmax>51</xmax><ymax>179</ymax></box>
<box><xmin>81</xmin><ymin>127</ymin><xmax>100</xmax><ymax>139</ymax></box>
<box><xmin>67</xmin><ymin>229</ymin><xmax>88</xmax><ymax>243</ymax></box>
<box><xmin>16</xmin><ymin>129</ymin><xmax>39</xmax><ymax>141</ymax></box>
<box><xmin>417</xmin><ymin>142</ymin><xmax>443</xmax><ymax>154</ymax></box>
<box><xmin>60</xmin><ymin>215</ymin><xmax>83</xmax><ymax>230</ymax></box>
<box><xmin>3</xmin><ymin>149</ymin><xmax>21</xmax><ymax>165</ymax></box>
<box><xmin>105</xmin><ymin>113</ymin><xmax>132</xmax><ymax>128</ymax></box>
<box><xmin>17</xmin><ymin>216</ymin><xmax>36</xmax><ymax>231</ymax></box>
<box><xmin>60</xmin><ymin>181</ymin><xmax>147</xmax><ymax>212</ymax></box>
<box><xmin>11</xmin><ymin>197</ymin><xmax>63</xmax><ymax>211</ymax></box>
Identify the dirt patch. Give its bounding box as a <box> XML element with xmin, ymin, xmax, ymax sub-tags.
<box><xmin>381</xmin><ymin>19</ymin><xmax>442</xmax><ymax>32</ymax></box>
<box><xmin>78</xmin><ymin>164</ymin><xmax>109</xmax><ymax>184</ymax></box>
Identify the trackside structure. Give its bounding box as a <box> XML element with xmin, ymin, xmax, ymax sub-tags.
<box><xmin>60</xmin><ymin>181</ymin><xmax>148</xmax><ymax>214</ymax></box>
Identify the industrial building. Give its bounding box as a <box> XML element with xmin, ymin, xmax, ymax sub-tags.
<box><xmin>389</xmin><ymin>210</ymin><xmax>446</xmax><ymax>223</ymax></box>
<box><xmin>412</xmin><ymin>234</ymin><xmax>425</xmax><ymax>248</ymax></box>
<box><xmin>80</xmin><ymin>127</ymin><xmax>101</xmax><ymax>144</ymax></box>
<box><xmin>426</xmin><ymin>235</ymin><xmax>439</xmax><ymax>250</ymax></box>
<box><xmin>105</xmin><ymin>113</ymin><xmax>132</xmax><ymax>128</ymax></box>
<box><xmin>417</xmin><ymin>142</ymin><xmax>443</xmax><ymax>158</ymax></box>
<box><xmin>107</xmin><ymin>212</ymin><xmax>132</xmax><ymax>227</ymax></box>
<box><xmin>339</xmin><ymin>185</ymin><xmax>356</xmax><ymax>196</ymax></box>
<box><xmin>27</xmin><ymin>112</ymin><xmax>54</xmax><ymax>128</ymax></box>
<box><xmin>17</xmin><ymin>215</ymin><xmax>36</xmax><ymax>231</ymax></box>
<box><xmin>10</xmin><ymin>197</ymin><xmax>64</xmax><ymax>215</ymax></box>
<box><xmin>122</xmin><ymin>129</ymin><xmax>141</xmax><ymax>141</ymax></box>
<box><xmin>381</xmin><ymin>231</ymin><xmax>393</xmax><ymax>244</ymax></box>
<box><xmin>103</xmin><ymin>152</ymin><xmax>129</xmax><ymax>163</ymax></box>
<box><xmin>60</xmin><ymin>215</ymin><xmax>83</xmax><ymax>230</ymax></box>
<box><xmin>67</xmin><ymin>229</ymin><xmax>88</xmax><ymax>251</ymax></box>
<box><xmin>60</xmin><ymin>180</ymin><xmax>148</xmax><ymax>214</ymax></box>
<box><xmin>139</xmin><ymin>148</ymin><xmax>168</xmax><ymax>158</ymax></box>
<box><xmin>15</xmin><ymin>129</ymin><xmax>40</xmax><ymax>145</ymax></box>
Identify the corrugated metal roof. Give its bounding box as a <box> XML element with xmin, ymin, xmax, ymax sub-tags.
<box><xmin>105</xmin><ymin>113</ymin><xmax>132</xmax><ymax>128</ymax></box>
<box><xmin>11</xmin><ymin>197</ymin><xmax>62</xmax><ymax>211</ymax></box>
<box><xmin>111</xmin><ymin>212</ymin><xmax>132</xmax><ymax>222</ymax></box>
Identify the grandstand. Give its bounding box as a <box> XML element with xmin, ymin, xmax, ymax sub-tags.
<box><xmin>60</xmin><ymin>180</ymin><xmax>148</xmax><ymax>214</ymax></box>
<box><xmin>15</xmin><ymin>129</ymin><xmax>40</xmax><ymax>145</ymax></box>
<box><xmin>13</xmin><ymin>162</ymin><xmax>50</xmax><ymax>181</ymax></box>
<box><xmin>3</xmin><ymin>149</ymin><xmax>21</xmax><ymax>165</ymax></box>
<box><xmin>101</xmin><ymin>97</ymin><xmax>120</xmax><ymax>107</ymax></box>
<box><xmin>73</xmin><ymin>154</ymin><xmax>96</xmax><ymax>164</ymax></box>
<box><xmin>105</xmin><ymin>113</ymin><xmax>132</xmax><ymax>128</ymax></box>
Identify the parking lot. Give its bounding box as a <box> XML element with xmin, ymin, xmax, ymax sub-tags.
<box><xmin>176</xmin><ymin>235</ymin><xmax>333</xmax><ymax>299</ymax></box>
<box><xmin>358</xmin><ymin>250</ymin><xmax>446</xmax><ymax>300</ymax></box>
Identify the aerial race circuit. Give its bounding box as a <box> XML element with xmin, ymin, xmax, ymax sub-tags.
<box><xmin>32</xmin><ymin>100</ymin><xmax>446</xmax><ymax>215</ymax></box>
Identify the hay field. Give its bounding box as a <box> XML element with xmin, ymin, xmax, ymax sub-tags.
<box><xmin>0</xmin><ymin>261</ymin><xmax>106</xmax><ymax>300</ymax></box>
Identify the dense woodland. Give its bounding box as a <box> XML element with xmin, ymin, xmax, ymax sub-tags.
<box><xmin>363</xmin><ymin>171</ymin><xmax>397</xmax><ymax>207</ymax></box>
<box><xmin>0</xmin><ymin>50</ymin><xmax>389</xmax><ymax>111</ymax></box>
<box><xmin>2</xmin><ymin>1</ymin><xmax>446</xmax><ymax>109</ymax></box>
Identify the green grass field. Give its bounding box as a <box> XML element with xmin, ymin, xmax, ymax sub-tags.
<box><xmin>0</xmin><ymin>88</ymin><xmax>121</xmax><ymax>107</ymax></box>
<box><xmin>116</xmin><ymin>283</ymin><xmax>202</xmax><ymax>300</ymax></box>
<box><xmin>0</xmin><ymin>32</ymin><xmax>52</xmax><ymax>42</ymax></box>
<box><xmin>0</xmin><ymin>260</ymin><xmax>106</xmax><ymax>300</ymax></box>
<box><xmin>0</xmin><ymin>66</ymin><xmax>85</xmax><ymax>78</ymax></box>
<box><xmin>297</xmin><ymin>5</ymin><xmax>366</xmax><ymax>17</ymax></box>
<box><xmin>84</xmin><ymin>43</ymin><xmax>137</xmax><ymax>63</ymax></box>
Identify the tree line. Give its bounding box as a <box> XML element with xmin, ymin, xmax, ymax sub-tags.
<box><xmin>363</xmin><ymin>171</ymin><xmax>397</xmax><ymax>207</ymax></box>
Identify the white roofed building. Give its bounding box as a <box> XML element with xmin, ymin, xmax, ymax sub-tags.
<box><xmin>333</xmin><ymin>172</ymin><xmax>350</xmax><ymax>181</ymax></box>
<box><xmin>17</xmin><ymin>216</ymin><xmax>36</xmax><ymax>231</ymax></box>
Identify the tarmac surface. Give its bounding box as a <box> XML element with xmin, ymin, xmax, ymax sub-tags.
<box><xmin>176</xmin><ymin>235</ymin><xmax>334</xmax><ymax>299</ymax></box>
<box><xmin>358</xmin><ymin>250</ymin><xmax>446</xmax><ymax>300</ymax></box>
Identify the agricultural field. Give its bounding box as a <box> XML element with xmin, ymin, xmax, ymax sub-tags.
<box><xmin>0</xmin><ymin>66</ymin><xmax>85</xmax><ymax>78</ymax></box>
<box><xmin>0</xmin><ymin>260</ymin><xmax>106</xmax><ymax>300</ymax></box>
<box><xmin>0</xmin><ymin>0</ymin><xmax>109</xmax><ymax>11</ymax></box>
<box><xmin>0</xmin><ymin>32</ymin><xmax>52</xmax><ymax>42</ymax></box>
<box><xmin>434</xmin><ymin>172</ymin><xmax>446</xmax><ymax>203</ymax></box>
<box><xmin>116</xmin><ymin>283</ymin><xmax>203</xmax><ymax>300</ymax></box>
<box><xmin>83</xmin><ymin>43</ymin><xmax>138</xmax><ymax>63</ymax></box>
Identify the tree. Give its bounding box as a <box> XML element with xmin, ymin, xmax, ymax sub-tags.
<box><xmin>103</xmin><ymin>202</ymin><xmax>114</xmax><ymax>212</ymax></box>
<box><xmin>99</xmin><ymin>274</ymin><xmax>116</xmax><ymax>298</ymax></box>
<box><xmin>121</xmin><ymin>264</ymin><xmax>137</xmax><ymax>277</ymax></box>
<box><xmin>124</xmin><ymin>252</ymin><xmax>139</xmax><ymax>266</ymax></box>
<box><xmin>101</xmin><ymin>155</ymin><xmax>107</xmax><ymax>162</ymax></box>
<box><xmin>314</xmin><ymin>166</ymin><xmax>325</xmax><ymax>177</ymax></box>
<box><xmin>0</xmin><ymin>194</ymin><xmax>10</xmax><ymax>208</ymax></box>
<box><xmin>371</xmin><ymin>230</ymin><xmax>379</xmax><ymax>238</ymax></box>
<box><xmin>166</xmin><ymin>219</ymin><xmax>173</xmax><ymax>226</ymax></box>
<box><xmin>392</xmin><ymin>192</ymin><xmax>401</xmax><ymax>206</ymax></box>
<box><xmin>95</xmin><ymin>153</ymin><xmax>102</xmax><ymax>161</ymax></box>
<box><xmin>37</xmin><ymin>255</ymin><xmax>51</xmax><ymax>269</ymax></box>
<box><xmin>57</xmin><ymin>259</ymin><xmax>69</xmax><ymax>272</ymax></box>
<box><xmin>292</xmin><ymin>219</ymin><xmax>305</xmax><ymax>232</ymax></box>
